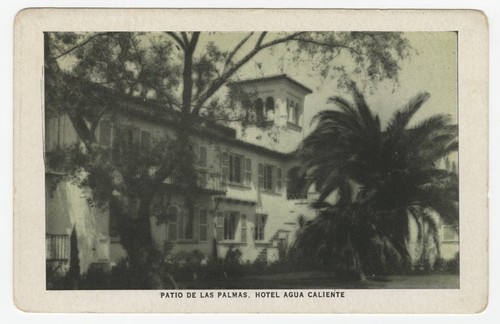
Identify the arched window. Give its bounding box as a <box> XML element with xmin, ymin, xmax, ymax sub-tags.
<box><xmin>167</xmin><ymin>206</ymin><xmax>178</xmax><ymax>241</ymax></box>
<box><xmin>241</xmin><ymin>99</ymin><xmax>252</xmax><ymax>123</ymax></box>
<box><xmin>286</xmin><ymin>166</ymin><xmax>308</xmax><ymax>199</ymax></box>
<box><xmin>265</xmin><ymin>97</ymin><xmax>275</xmax><ymax>121</ymax></box>
<box><xmin>294</xmin><ymin>102</ymin><xmax>301</xmax><ymax>125</ymax></box>
<box><xmin>288</xmin><ymin>100</ymin><xmax>295</xmax><ymax>123</ymax></box>
<box><xmin>255</xmin><ymin>98</ymin><xmax>264</xmax><ymax>123</ymax></box>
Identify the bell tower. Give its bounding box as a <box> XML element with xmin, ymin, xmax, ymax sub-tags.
<box><xmin>229</xmin><ymin>74</ymin><xmax>312</xmax><ymax>153</ymax></box>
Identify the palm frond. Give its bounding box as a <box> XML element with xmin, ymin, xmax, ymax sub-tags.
<box><xmin>387</xmin><ymin>92</ymin><xmax>431</xmax><ymax>135</ymax></box>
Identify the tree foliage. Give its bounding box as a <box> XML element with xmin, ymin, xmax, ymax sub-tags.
<box><xmin>294</xmin><ymin>83</ymin><xmax>458</xmax><ymax>276</ymax></box>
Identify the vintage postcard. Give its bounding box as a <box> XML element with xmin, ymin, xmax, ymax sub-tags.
<box><xmin>13</xmin><ymin>9</ymin><xmax>488</xmax><ymax>313</ymax></box>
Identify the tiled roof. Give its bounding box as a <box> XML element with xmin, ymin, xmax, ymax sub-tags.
<box><xmin>229</xmin><ymin>74</ymin><xmax>313</xmax><ymax>94</ymax></box>
<box><xmin>56</xmin><ymin>73</ymin><xmax>295</xmax><ymax>160</ymax></box>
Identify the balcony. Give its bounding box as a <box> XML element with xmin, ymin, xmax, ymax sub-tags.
<box><xmin>196</xmin><ymin>170</ymin><xmax>227</xmax><ymax>194</ymax></box>
<box><xmin>151</xmin><ymin>166</ymin><xmax>227</xmax><ymax>194</ymax></box>
<box><xmin>286</xmin><ymin>191</ymin><xmax>308</xmax><ymax>200</ymax></box>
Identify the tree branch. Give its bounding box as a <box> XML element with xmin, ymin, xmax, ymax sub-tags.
<box><xmin>129</xmin><ymin>33</ymin><xmax>143</xmax><ymax>66</ymax></box>
<box><xmin>90</xmin><ymin>105</ymin><xmax>110</xmax><ymax>134</ymax></box>
<box><xmin>224</xmin><ymin>32</ymin><xmax>254</xmax><ymax>70</ymax></box>
<box><xmin>181</xmin><ymin>32</ymin><xmax>190</xmax><ymax>47</ymax></box>
<box><xmin>166</xmin><ymin>32</ymin><xmax>186</xmax><ymax>51</ymax></box>
<box><xmin>191</xmin><ymin>32</ymin><xmax>305</xmax><ymax>116</ymax></box>
<box><xmin>255</xmin><ymin>32</ymin><xmax>267</xmax><ymax>48</ymax></box>
<box><xmin>294</xmin><ymin>37</ymin><xmax>367</xmax><ymax>56</ymax></box>
<box><xmin>53</xmin><ymin>33</ymin><xmax>109</xmax><ymax>59</ymax></box>
<box><xmin>189</xmin><ymin>32</ymin><xmax>200</xmax><ymax>52</ymax></box>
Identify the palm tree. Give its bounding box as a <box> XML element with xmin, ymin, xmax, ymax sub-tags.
<box><xmin>294</xmin><ymin>82</ymin><xmax>458</xmax><ymax>277</ymax></box>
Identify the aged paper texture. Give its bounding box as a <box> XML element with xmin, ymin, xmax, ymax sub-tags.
<box><xmin>13</xmin><ymin>9</ymin><xmax>488</xmax><ymax>313</ymax></box>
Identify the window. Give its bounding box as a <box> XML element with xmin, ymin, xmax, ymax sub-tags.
<box><xmin>245</xmin><ymin>158</ymin><xmax>252</xmax><ymax>186</ymax></box>
<box><xmin>254</xmin><ymin>214</ymin><xmax>267</xmax><ymax>241</ymax></box>
<box><xmin>229</xmin><ymin>154</ymin><xmax>242</xmax><ymax>183</ymax></box>
<box><xmin>255</xmin><ymin>98</ymin><xmax>264</xmax><ymax>123</ymax></box>
<box><xmin>167</xmin><ymin>206</ymin><xmax>178</xmax><ymax>241</ymax></box>
<box><xmin>222</xmin><ymin>152</ymin><xmax>250</xmax><ymax>186</ymax></box>
<box><xmin>241</xmin><ymin>214</ymin><xmax>247</xmax><ymax>243</ymax></box>
<box><xmin>258</xmin><ymin>163</ymin><xmax>282</xmax><ymax>192</ymax></box>
<box><xmin>264</xmin><ymin>165</ymin><xmax>273</xmax><ymax>190</ymax></box>
<box><xmin>294</xmin><ymin>102</ymin><xmax>301</xmax><ymax>125</ymax></box>
<box><xmin>244</xmin><ymin>99</ymin><xmax>256</xmax><ymax>122</ymax></box>
<box><xmin>287</xmin><ymin>100</ymin><xmax>295</xmax><ymax>123</ymax></box>
<box><xmin>111</xmin><ymin>126</ymin><xmax>140</xmax><ymax>161</ymax></box>
<box><xmin>199</xmin><ymin>209</ymin><xmax>208</xmax><ymax>241</ymax></box>
<box><xmin>277</xmin><ymin>168</ymin><xmax>282</xmax><ymax>192</ymax></box>
<box><xmin>224</xmin><ymin>212</ymin><xmax>238</xmax><ymax>240</ymax></box>
<box><xmin>287</xmin><ymin>100</ymin><xmax>301</xmax><ymax>126</ymax></box>
<box><xmin>196</xmin><ymin>145</ymin><xmax>208</xmax><ymax>187</ymax></box>
<box><xmin>221</xmin><ymin>152</ymin><xmax>229</xmax><ymax>184</ymax></box>
<box><xmin>265</xmin><ymin>97</ymin><xmax>275</xmax><ymax>121</ymax></box>
<box><xmin>182</xmin><ymin>211</ymin><xmax>195</xmax><ymax>240</ymax></box>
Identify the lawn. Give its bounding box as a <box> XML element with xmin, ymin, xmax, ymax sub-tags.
<box><xmin>178</xmin><ymin>271</ymin><xmax>459</xmax><ymax>289</ymax></box>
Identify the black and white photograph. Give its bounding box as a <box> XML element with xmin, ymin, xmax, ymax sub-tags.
<box><xmin>44</xmin><ymin>30</ymin><xmax>459</xmax><ymax>290</ymax></box>
<box><xmin>12</xmin><ymin>8</ymin><xmax>488</xmax><ymax>314</ymax></box>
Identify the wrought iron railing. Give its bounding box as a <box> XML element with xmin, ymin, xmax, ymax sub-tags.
<box><xmin>196</xmin><ymin>170</ymin><xmax>227</xmax><ymax>193</ymax></box>
<box><xmin>46</xmin><ymin>234</ymin><xmax>70</xmax><ymax>261</ymax></box>
<box><xmin>286</xmin><ymin>191</ymin><xmax>308</xmax><ymax>200</ymax></box>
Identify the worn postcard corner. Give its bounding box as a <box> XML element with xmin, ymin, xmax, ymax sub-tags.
<box><xmin>13</xmin><ymin>8</ymin><xmax>488</xmax><ymax>314</ymax></box>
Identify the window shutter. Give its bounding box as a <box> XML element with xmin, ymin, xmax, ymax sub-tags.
<box><xmin>168</xmin><ymin>207</ymin><xmax>178</xmax><ymax>241</ymax></box>
<box><xmin>178</xmin><ymin>210</ymin><xmax>184</xmax><ymax>240</ymax></box>
<box><xmin>216</xmin><ymin>211</ymin><xmax>224</xmax><ymax>241</ymax></box>
<box><xmin>277</xmin><ymin>167</ymin><xmax>282</xmax><ymax>193</ymax></box>
<box><xmin>99</xmin><ymin>121</ymin><xmax>112</xmax><ymax>146</ymax></box>
<box><xmin>199</xmin><ymin>146</ymin><xmax>207</xmax><ymax>167</ymax></box>
<box><xmin>245</xmin><ymin>158</ymin><xmax>252</xmax><ymax>186</ymax></box>
<box><xmin>132</xmin><ymin>127</ymin><xmax>141</xmax><ymax>148</ymax></box>
<box><xmin>258</xmin><ymin>163</ymin><xmax>264</xmax><ymax>189</ymax></box>
<box><xmin>224</xmin><ymin>212</ymin><xmax>229</xmax><ymax>240</ymax></box>
<box><xmin>271</xmin><ymin>166</ymin><xmax>277</xmax><ymax>191</ymax></box>
<box><xmin>192</xmin><ymin>143</ymin><xmax>199</xmax><ymax>164</ymax></box>
<box><xmin>221</xmin><ymin>152</ymin><xmax>229</xmax><ymax>184</ymax></box>
<box><xmin>233</xmin><ymin>155</ymin><xmax>241</xmax><ymax>183</ymax></box>
<box><xmin>199</xmin><ymin>209</ymin><xmax>207</xmax><ymax>241</ymax></box>
<box><xmin>112</xmin><ymin>126</ymin><xmax>121</xmax><ymax>158</ymax></box>
<box><xmin>141</xmin><ymin>131</ymin><xmax>151</xmax><ymax>151</ymax></box>
<box><xmin>241</xmin><ymin>214</ymin><xmax>247</xmax><ymax>243</ymax></box>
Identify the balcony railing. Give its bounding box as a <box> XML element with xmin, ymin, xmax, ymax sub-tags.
<box><xmin>46</xmin><ymin>234</ymin><xmax>70</xmax><ymax>261</ymax></box>
<box><xmin>151</xmin><ymin>166</ymin><xmax>227</xmax><ymax>193</ymax></box>
<box><xmin>286</xmin><ymin>191</ymin><xmax>308</xmax><ymax>200</ymax></box>
<box><xmin>196</xmin><ymin>170</ymin><xmax>227</xmax><ymax>193</ymax></box>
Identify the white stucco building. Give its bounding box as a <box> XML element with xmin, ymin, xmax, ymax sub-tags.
<box><xmin>45</xmin><ymin>74</ymin><xmax>458</xmax><ymax>275</ymax></box>
<box><xmin>45</xmin><ymin>75</ymin><xmax>319</xmax><ymax>274</ymax></box>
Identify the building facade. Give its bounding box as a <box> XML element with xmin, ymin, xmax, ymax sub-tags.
<box><xmin>45</xmin><ymin>75</ymin><xmax>319</xmax><ymax>274</ymax></box>
<box><xmin>45</xmin><ymin>74</ymin><xmax>458</xmax><ymax>275</ymax></box>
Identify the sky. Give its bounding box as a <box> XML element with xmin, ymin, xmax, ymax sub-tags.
<box><xmin>204</xmin><ymin>32</ymin><xmax>458</xmax><ymax>134</ymax></box>
<box><xmin>56</xmin><ymin>31</ymin><xmax>458</xmax><ymax>134</ymax></box>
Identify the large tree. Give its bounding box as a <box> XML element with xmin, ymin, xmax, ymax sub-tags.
<box><xmin>44</xmin><ymin>32</ymin><xmax>412</xmax><ymax>287</ymax></box>
<box><xmin>293</xmin><ymin>83</ymin><xmax>458</xmax><ymax>279</ymax></box>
